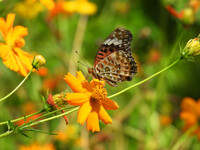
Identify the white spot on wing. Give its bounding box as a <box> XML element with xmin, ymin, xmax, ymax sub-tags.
<box><xmin>103</xmin><ymin>39</ymin><xmax>110</xmax><ymax>45</ymax></box>
<box><xmin>107</xmin><ymin>38</ymin><xmax>117</xmax><ymax>45</ymax></box>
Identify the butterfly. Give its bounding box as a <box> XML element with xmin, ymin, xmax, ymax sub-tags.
<box><xmin>88</xmin><ymin>27</ymin><xmax>137</xmax><ymax>87</ymax></box>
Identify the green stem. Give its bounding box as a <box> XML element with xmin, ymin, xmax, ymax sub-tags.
<box><xmin>20</xmin><ymin>107</ymin><xmax>79</xmax><ymax>129</ymax></box>
<box><xmin>0</xmin><ymin>130</ymin><xmax>14</xmax><ymax>138</ymax></box>
<box><xmin>19</xmin><ymin>106</ymin><xmax>76</xmax><ymax>128</ymax></box>
<box><xmin>0</xmin><ymin>106</ymin><xmax>76</xmax><ymax>126</ymax></box>
<box><xmin>0</xmin><ymin>67</ymin><xmax>33</xmax><ymax>102</ymax></box>
<box><xmin>0</xmin><ymin>107</ymin><xmax>78</xmax><ymax>138</ymax></box>
<box><xmin>0</xmin><ymin>110</ymin><xmax>42</xmax><ymax>126</ymax></box>
<box><xmin>108</xmin><ymin>58</ymin><xmax>181</xmax><ymax>99</ymax></box>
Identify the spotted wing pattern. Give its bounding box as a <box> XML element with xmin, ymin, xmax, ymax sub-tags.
<box><xmin>88</xmin><ymin>27</ymin><xmax>137</xmax><ymax>87</ymax></box>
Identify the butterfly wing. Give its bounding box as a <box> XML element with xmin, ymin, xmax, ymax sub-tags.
<box><xmin>90</xmin><ymin>27</ymin><xmax>137</xmax><ymax>87</ymax></box>
<box><xmin>94</xmin><ymin>50</ymin><xmax>137</xmax><ymax>87</ymax></box>
<box><xmin>94</xmin><ymin>27</ymin><xmax>133</xmax><ymax>67</ymax></box>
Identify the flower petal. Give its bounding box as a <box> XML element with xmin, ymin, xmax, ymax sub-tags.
<box><xmin>0</xmin><ymin>18</ymin><xmax>6</xmax><ymax>38</ymax></box>
<box><xmin>180</xmin><ymin>111</ymin><xmax>197</xmax><ymax>125</ymax></box>
<box><xmin>64</xmin><ymin>72</ymin><xmax>87</xmax><ymax>93</ymax></box>
<box><xmin>196</xmin><ymin>99</ymin><xmax>200</xmax><ymax>115</ymax></box>
<box><xmin>66</xmin><ymin>92</ymin><xmax>91</xmax><ymax>106</ymax></box>
<box><xmin>181</xmin><ymin>97</ymin><xmax>196</xmax><ymax>111</ymax></box>
<box><xmin>7</xmin><ymin>26</ymin><xmax>28</xmax><ymax>45</ymax></box>
<box><xmin>82</xmin><ymin>80</ymin><xmax>92</xmax><ymax>92</ymax></box>
<box><xmin>76</xmin><ymin>70</ymin><xmax>86</xmax><ymax>81</ymax></box>
<box><xmin>77</xmin><ymin>1</ymin><xmax>97</xmax><ymax>15</ymax></box>
<box><xmin>6</xmin><ymin>13</ymin><xmax>15</xmax><ymax>31</ymax></box>
<box><xmin>15</xmin><ymin>48</ymin><xmax>33</xmax><ymax>74</ymax></box>
<box><xmin>102</xmin><ymin>98</ymin><xmax>119</xmax><ymax>110</ymax></box>
<box><xmin>0</xmin><ymin>44</ymin><xmax>10</xmax><ymax>58</ymax></box>
<box><xmin>77</xmin><ymin>101</ymin><xmax>92</xmax><ymax>125</ymax></box>
<box><xmin>2</xmin><ymin>49</ymin><xmax>20</xmax><ymax>72</ymax></box>
<box><xmin>40</xmin><ymin>0</ymin><xmax>55</xmax><ymax>10</ymax></box>
<box><xmin>90</xmin><ymin>79</ymin><xmax>105</xmax><ymax>89</ymax></box>
<box><xmin>86</xmin><ymin>111</ymin><xmax>100</xmax><ymax>132</ymax></box>
<box><xmin>98</xmin><ymin>105</ymin><xmax>112</xmax><ymax>124</ymax></box>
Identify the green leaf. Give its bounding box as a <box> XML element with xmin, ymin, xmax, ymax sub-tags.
<box><xmin>22</xmin><ymin>128</ymin><xmax>58</xmax><ymax>135</ymax></box>
<box><xmin>17</xmin><ymin>130</ymin><xmax>31</xmax><ymax>138</ymax></box>
<box><xmin>41</xmin><ymin>94</ymin><xmax>51</xmax><ymax>112</ymax></box>
<box><xmin>7</xmin><ymin>121</ymin><xmax>16</xmax><ymax>130</ymax></box>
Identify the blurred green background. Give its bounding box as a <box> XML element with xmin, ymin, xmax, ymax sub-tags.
<box><xmin>0</xmin><ymin>0</ymin><xmax>200</xmax><ymax>149</ymax></box>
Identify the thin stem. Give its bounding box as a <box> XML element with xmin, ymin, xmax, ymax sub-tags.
<box><xmin>0</xmin><ymin>107</ymin><xmax>78</xmax><ymax>138</ymax></box>
<box><xmin>0</xmin><ymin>130</ymin><xmax>14</xmax><ymax>138</ymax></box>
<box><xmin>108</xmin><ymin>58</ymin><xmax>181</xmax><ymax>99</ymax></box>
<box><xmin>0</xmin><ymin>110</ymin><xmax>42</xmax><ymax>126</ymax></box>
<box><xmin>20</xmin><ymin>106</ymin><xmax>76</xmax><ymax>127</ymax></box>
<box><xmin>20</xmin><ymin>107</ymin><xmax>79</xmax><ymax>129</ymax></box>
<box><xmin>0</xmin><ymin>106</ymin><xmax>76</xmax><ymax>126</ymax></box>
<box><xmin>0</xmin><ymin>67</ymin><xmax>33</xmax><ymax>102</ymax></box>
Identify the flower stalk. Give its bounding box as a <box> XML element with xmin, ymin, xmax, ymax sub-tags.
<box><xmin>0</xmin><ymin>67</ymin><xmax>34</xmax><ymax>103</ymax></box>
<box><xmin>108</xmin><ymin>57</ymin><xmax>182</xmax><ymax>98</ymax></box>
<box><xmin>0</xmin><ymin>106</ymin><xmax>77</xmax><ymax>138</ymax></box>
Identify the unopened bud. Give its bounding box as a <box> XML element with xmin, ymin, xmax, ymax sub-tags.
<box><xmin>53</xmin><ymin>93</ymin><xmax>68</xmax><ymax>107</ymax></box>
<box><xmin>182</xmin><ymin>35</ymin><xmax>200</xmax><ymax>59</ymax></box>
<box><xmin>182</xmin><ymin>7</ymin><xmax>195</xmax><ymax>25</ymax></box>
<box><xmin>32</xmin><ymin>55</ymin><xmax>46</xmax><ymax>70</ymax></box>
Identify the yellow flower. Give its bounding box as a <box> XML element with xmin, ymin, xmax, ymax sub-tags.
<box><xmin>39</xmin><ymin>0</ymin><xmax>55</xmax><ymax>10</ymax></box>
<box><xmin>180</xmin><ymin>97</ymin><xmax>200</xmax><ymax>140</ymax></box>
<box><xmin>14</xmin><ymin>0</ymin><xmax>44</xmax><ymax>19</ymax></box>
<box><xmin>182</xmin><ymin>7</ymin><xmax>195</xmax><ymax>25</ymax></box>
<box><xmin>0</xmin><ymin>13</ymin><xmax>34</xmax><ymax>76</ymax></box>
<box><xmin>182</xmin><ymin>35</ymin><xmax>200</xmax><ymax>59</ymax></box>
<box><xmin>64</xmin><ymin>71</ymin><xmax>119</xmax><ymax>132</ymax></box>
<box><xmin>63</xmin><ymin>0</ymin><xmax>97</xmax><ymax>15</ymax></box>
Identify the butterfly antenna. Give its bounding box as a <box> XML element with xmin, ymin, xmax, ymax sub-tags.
<box><xmin>77</xmin><ymin>61</ymin><xmax>88</xmax><ymax>68</ymax></box>
<box><xmin>75</xmin><ymin>51</ymin><xmax>89</xmax><ymax>68</ymax></box>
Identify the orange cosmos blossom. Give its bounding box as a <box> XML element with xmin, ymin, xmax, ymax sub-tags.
<box><xmin>64</xmin><ymin>71</ymin><xmax>119</xmax><ymax>132</ymax></box>
<box><xmin>180</xmin><ymin>97</ymin><xmax>200</xmax><ymax>140</ymax></box>
<box><xmin>0</xmin><ymin>13</ymin><xmax>34</xmax><ymax>76</ymax></box>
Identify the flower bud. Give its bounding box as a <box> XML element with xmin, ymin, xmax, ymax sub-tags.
<box><xmin>53</xmin><ymin>93</ymin><xmax>68</xmax><ymax>107</ymax></box>
<box><xmin>32</xmin><ymin>55</ymin><xmax>46</xmax><ymax>70</ymax></box>
<box><xmin>182</xmin><ymin>35</ymin><xmax>200</xmax><ymax>58</ymax></box>
<box><xmin>182</xmin><ymin>7</ymin><xmax>195</xmax><ymax>25</ymax></box>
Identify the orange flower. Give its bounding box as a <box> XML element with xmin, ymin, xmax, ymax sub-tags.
<box><xmin>19</xmin><ymin>143</ymin><xmax>55</xmax><ymax>150</ymax></box>
<box><xmin>64</xmin><ymin>71</ymin><xmax>119</xmax><ymax>132</ymax></box>
<box><xmin>180</xmin><ymin>97</ymin><xmax>200</xmax><ymax>140</ymax></box>
<box><xmin>159</xmin><ymin>115</ymin><xmax>172</xmax><ymax>126</ymax></box>
<box><xmin>0</xmin><ymin>13</ymin><xmax>34</xmax><ymax>76</ymax></box>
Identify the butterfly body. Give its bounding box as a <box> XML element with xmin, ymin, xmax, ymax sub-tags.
<box><xmin>88</xmin><ymin>27</ymin><xmax>137</xmax><ymax>87</ymax></box>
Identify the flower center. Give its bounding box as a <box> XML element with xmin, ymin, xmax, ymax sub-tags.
<box><xmin>90</xmin><ymin>85</ymin><xmax>107</xmax><ymax>105</ymax></box>
<box><xmin>14</xmin><ymin>38</ymin><xmax>25</xmax><ymax>48</ymax></box>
